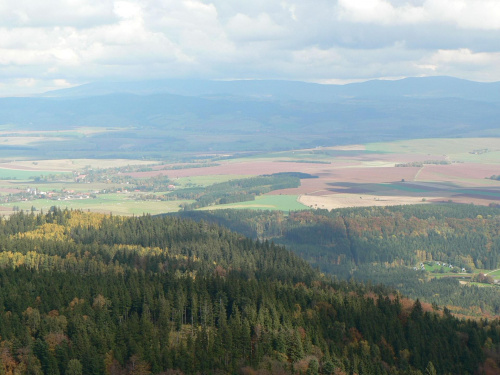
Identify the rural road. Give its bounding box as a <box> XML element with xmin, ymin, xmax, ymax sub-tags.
<box><xmin>413</xmin><ymin>166</ymin><xmax>424</xmax><ymax>181</ymax></box>
<box><xmin>485</xmin><ymin>269</ymin><xmax>500</xmax><ymax>275</ymax></box>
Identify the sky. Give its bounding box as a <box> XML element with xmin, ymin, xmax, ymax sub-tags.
<box><xmin>1</xmin><ymin>0</ymin><xmax>500</xmax><ymax>95</ymax></box>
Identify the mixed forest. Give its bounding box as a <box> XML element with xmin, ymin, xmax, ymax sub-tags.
<box><xmin>177</xmin><ymin>204</ymin><xmax>500</xmax><ymax>270</ymax></box>
<box><xmin>177</xmin><ymin>204</ymin><xmax>500</xmax><ymax>316</ymax></box>
<box><xmin>0</xmin><ymin>209</ymin><xmax>499</xmax><ymax>374</ymax></box>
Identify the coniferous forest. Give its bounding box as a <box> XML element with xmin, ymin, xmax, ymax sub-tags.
<box><xmin>177</xmin><ymin>204</ymin><xmax>500</xmax><ymax>316</ymax></box>
<box><xmin>178</xmin><ymin>204</ymin><xmax>500</xmax><ymax>270</ymax></box>
<box><xmin>0</xmin><ymin>209</ymin><xmax>499</xmax><ymax>374</ymax></box>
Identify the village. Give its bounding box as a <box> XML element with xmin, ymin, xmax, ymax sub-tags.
<box><xmin>1</xmin><ymin>165</ymin><xmax>177</xmax><ymax>206</ymax></box>
<box><xmin>413</xmin><ymin>261</ymin><xmax>500</xmax><ymax>286</ymax></box>
<box><xmin>413</xmin><ymin>261</ymin><xmax>467</xmax><ymax>274</ymax></box>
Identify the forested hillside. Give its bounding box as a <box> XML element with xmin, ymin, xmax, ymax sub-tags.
<box><xmin>176</xmin><ymin>204</ymin><xmax>500</xmax><ymax>316</ymax></box>
<box><xmin>0</xmin><ymin>209</ymin><xmax>499</xmax><ymax>374</ymax></box>
<box><xmin>178</xmin><ymin>204</ymin><xmax>500</xmax><ymax>270</ymax></box>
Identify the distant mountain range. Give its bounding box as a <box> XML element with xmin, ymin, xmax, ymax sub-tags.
<box><xmin>42</xmin><ymin>76</ymin><xmax>500</xmax><ymax>102</ymax></box>
<box><xmin>0</xmin><ymin>76</ymin><xmax>498</xmax><ymax>158</ymax></box>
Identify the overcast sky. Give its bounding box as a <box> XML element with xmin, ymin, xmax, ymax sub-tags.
<box><xmin>2</xmin><ymin>0</ymin><xmax>500</xmax><ymax>95</ymax></box>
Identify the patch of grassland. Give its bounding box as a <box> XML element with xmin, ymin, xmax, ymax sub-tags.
<box><xmin>10</xmin><ymin>158</ymin><xmax>160</xmax><ymax>170</ymax></box>
<box><xmin>226</xmin><ymin>149</ymin><xmax>338</xmax><ymax>163</ymax></box>
<box><xmin>174</xmin><ymin>175</ymin><xmax>248</xmax><ymax>188</ymax></box>
<box><xmin>23</xmin><ymin>182</ymin><xmax>126</xmax><ymax>192</ymax></box>
<box><xmin>198</xmin><ymin>194</ymin><xmax>308</xmax><ymax>212</ymax></box>
<box><xmin>459</xmin><ymin>189</ymin><xmax>500</xmax><ymax>198</ymax></box>
<box><xmin>486</xmin><ymin>269</ymin><xmax>500</xmax><ymax>277</ymax></box>
<box><xmin>0</xmin><ymin>169</ymin><xmax>71</xmax><ymax>180</ymax></box>
<box><xmin>123</xmin><ymin>200</ymin><xmax>193</xmax><ymax>215</ymax></box>
<box><xmin>423</xmin><ymin>263</ymin><xmax>493</xmax><ymax>275</ymax></box>
<box><xmin>0</xmin><ymin>195</ymin><xmax>192</xmax><ymax>216</ymax></box>
<box><xmin>423</xmin><ymin>264</ymin><xmax>460</xmax><ymax>275</ymax></box>
<box><xmin>366</xmin><ymin>138</ymin><xmax>500</xmax><ymax>163</ymax></box>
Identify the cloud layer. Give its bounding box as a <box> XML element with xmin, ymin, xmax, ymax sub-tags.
<box><xmin>2</xmin><ymin>0</ymin><xmax>500</xmax><ymax>95</ymax></box>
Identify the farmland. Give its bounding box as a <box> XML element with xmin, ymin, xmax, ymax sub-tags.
<box><xmin>198</xmin><ymin>194</ymin><xmax>308</xmax><ymax>212</ymax></box>
<box><xmin>0</xmin><ymin>126</ymin><xmax>499</xmax><ymax>319</ymax></box>
<box><xmin>418</xmin><ymin>262</ymin><xmax>500</xmax><ymax>287</ymax></box>
<box><xmin>0</xmin><ymin>194</ymin><xmax>194</xmax><ymax>216</ymax></box>
<box><xmin>0</xmin><ymin>137</ymin><xmax>497</xmax><ymax>215</ymax></box>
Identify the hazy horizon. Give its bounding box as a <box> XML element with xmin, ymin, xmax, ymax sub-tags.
<box><xmin>2</xmin><ymin>0</ymin><xmax>500</xmax><ymax>96</ymax></box>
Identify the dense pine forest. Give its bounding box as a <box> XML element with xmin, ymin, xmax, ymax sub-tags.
<box><xmin>178</xmin><ymin>204</ymin><xmax>500</xmax><ymax>270</ymax></box>
<box><xmin>0</xmin><ymin>209</ymin><xmax>499</xmax><ymax>374</ymax></box>
<box><xmin>177</xmin><ymin>204</ymin><xmax>500</xmax><ymax>316</ymax></box>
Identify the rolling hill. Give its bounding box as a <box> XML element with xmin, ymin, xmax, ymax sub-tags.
<box><xmin>1</xmin><ymin>77</ymin><xmax>499</xmax><ymax>158</ymax></box>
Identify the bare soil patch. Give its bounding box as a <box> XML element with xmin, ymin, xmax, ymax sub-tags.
<box><xmin>299</xmin><ymin>194</ymin><xmax>428</xmax><ymax>210</ymax></box>
<box><xmin>329</xmin><ymin>145</ymin><xmax>366</xmax><ymax>151</ymax></box>
<box><xmin>0</xmin><ymin>188</ymin><xmax>24</xmax><ymax>193</ymax></box>
<box><xmin>0</xmin><ymin>137</ymin><xmax>67</xmax><ymax>145</ymax></box>
<box><xmin>0</xmin><ymin>163</ymin><xmax>43</xmax><ymax>171</ymax></box>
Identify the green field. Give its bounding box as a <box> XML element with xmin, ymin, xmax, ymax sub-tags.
<box><xmin>422</xmin><ymin>263</ymin><xmax>494</xmax><ymax>275</ymax></box>
<box><xmin>421</xmin><ymin>263</ymin><xmax>500</xmax><ymax>288</ymax></box>
<box><xmin>0</xmin><ymin>194</ymin><xmax>194</xmax><ymax>216</ymax></box>
<box><xmin>198</xmin><ymin>194</ymin><xmax>308</xmax><ymax>212</ymax></box>
<box><xmin>0</xmin><ymin>181</ymin><xmax>126</xmax><ymax>193</ymax></box>
<box><xmin>423</xmin><ymin>263</ymin><xmax>463</xmax><ymax>275</ymax></box>
<box><xmin>0</xmin><ymin>137</ymin><xmax>498</xmax><ymax>215</ymax></box>
<box><xmin>174</xmin><ymin>175</ymin><xmax>248</xmax><ymax>188</ymax></box>
<box><xmin>486</xmin><ymin>269</ymin><xmax>500</xmax><ymax>278</ymax></box>
<box><xmin>0</xmin><ymin>169</ymin><xmax>71</xmax><ymax>180</ymax></box>
<box><xmin>366</xmin><ymin>138</ymin><xmax>500</xmax><ymax>163</ymax></box>
<box><xmin>226</xmin><ymin>148</ymin><xmax>366</xmax><ymax>164</ymax></box>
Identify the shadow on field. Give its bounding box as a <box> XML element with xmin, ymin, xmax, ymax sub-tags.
<box><xmin>326</xmin><ymin>181</ymin><xmax>500</xmax><ymax>201</ymax></box>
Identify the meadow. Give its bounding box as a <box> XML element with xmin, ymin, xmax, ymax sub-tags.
<box><xmin>0</xmin><ymin>194</ymin><xmax>193</xmax><ymax>216</ymax></box>
<box><xmin>0</xmin><ymin>169</ymin><xmax>71</xmax><ymax>180</ymax></box>
<box><xmin>487</xmin><ymin>269</ymin><xmax>500</xmax><ymax>278</ymax></box>
<box><xmin>198</xmin><ymin>194</ymin><xmax>308</xmax><ymax>212</ymax></box>
<box><xmin>420</xmin><ymin>263</ymin><xmax>500</xmax><ymax>287</ymax></box>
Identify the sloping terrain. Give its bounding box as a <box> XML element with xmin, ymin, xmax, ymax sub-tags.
<box><xmin>0</xmin><ymin>209</ymin><xmax>499</xmax><ymax>374</ymax></box>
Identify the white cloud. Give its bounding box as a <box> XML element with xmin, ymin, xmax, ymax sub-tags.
<box><xmin>280</xmin><ymin>1</ymin><xmax>297</xmax><ymax>21</ymax></box>
<box><xmin>1</xmin><ymin>0</ymin><xmax>500</xmax><ymax>94</ymax></box>
<box><xmin>338</xmin><ymin>0</ymin><xmax>426</xmax><ymax>25</ymax></box>
<box><xmin>113</xmin><ymin>1</ymin><xmax>142</xmax><ymax>20</ymax></box>
<box><xmin>0</xmin><ymin>0</ymin><xmax>116</xmax><ymax>27</ymax></box>
<box><xmin>424</xmin><ymin>48</ymin><xmax>500</xmax><ymax>80</ymax></box>
<box><xmin>338</xmin><ymin>0</ymin><xmax>500</xmax><ymax>29</ymax></box>
<box><xmin>426</xmin><ymin>0</ymin><xmax>500</xmax><ymax>30</ymax></box>
<box><xmin>431</xmin><ymin>48</ymin><xmax>496</xmax><ymax>65</ymax></box>
<box><xmin>226</xmin><ymin>13</ymin><xmax>287</xmax><ymax>42</ymax></box>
